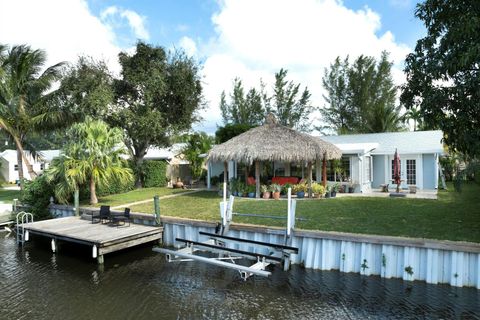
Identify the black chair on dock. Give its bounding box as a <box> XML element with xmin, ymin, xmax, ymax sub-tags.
<box><xmin>92</xmin><ymin>205</ymin><xmax>111</xmax><ymax>224</ymax></box>
<box><xmin>111</xmin><ymin>208</ymin><xmax>131</xmax><ymax>227</ymax></box>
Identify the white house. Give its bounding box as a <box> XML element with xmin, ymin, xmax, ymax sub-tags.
<box><xmin>0</xmin><ymin>149</ymin><xmax>60</xmax><ymax>183</ymax></box>
<box><xmin>143</xmin><ymin>143</ymin><xmax>191</xmax><ymax>184</ymax></box>
<box><xmin>207</xmin><ymin>130</ymin><xmax>445</xmax><ymax>192</ymax></box>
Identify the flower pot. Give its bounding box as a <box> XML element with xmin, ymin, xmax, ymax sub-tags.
<box><xmin>273</xmin><ymin>191</ymin><xmax>281</xmax><ymax>200</ymax></box>
<box><xmin>237</xmin><ymin>192</ymin><xmax>244</xmax><ymax>197</ymax></box>
<box><xmin>325</xmin><ymin>191</ymin><xmax>331</xmax><ymax>198</ymax></box>
<box><xmin>296</xmin><ymin>191</ymin><xmax>305</xmax><ymax>199</ymax></box>
<box><xmin>315</xmin><ymin>193</ymin><xmax>322</xmax><ymax>199</ymax></box>
<box><xmin>262</xmin><ymin>192</ymin><xmax>271</xmax><ymax>199</ymax></box>
<box><xmin>348</xmin><ymin>187</ymin><xmax>354</xmax><ymax>193</ymax></box>
<box><xmin>331</xmin><ymin>191</ymin><xmax>337</xmax><ymax>198</ymax></box>
<box><xmin>248</xmin><ymin>192</ymin><xmax>255</xmax><ymax>198</ymax></box>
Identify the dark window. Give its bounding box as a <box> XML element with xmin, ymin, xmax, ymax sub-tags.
<box><xmin>406</xmin><ymin>159</ymin><xmax>416</xmax><ymax>185</ymax></box>
<box><xmin>14</xmin><ymin>164</ymin><xmax>18</xmax><ymax>171</ymax></box>
<box><xmin>327</xmin><ymin>157</ymin><xmax>350</xmax><ymax>181</ymax></box>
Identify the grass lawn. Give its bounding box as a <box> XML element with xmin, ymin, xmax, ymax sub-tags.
<box><xmin>130</xmin><ymin>182</ymin><xmax>480</xmax><ymax>243</ymax></box>
<box><xmin>0</xmin><ymin>189</ymin><xmax>22</xmax><ymax>204</ymax></box>
<box><xmin>87</xmin><ymin>187</ymin><xmax>190</xmax><ymax>207</ymax></box>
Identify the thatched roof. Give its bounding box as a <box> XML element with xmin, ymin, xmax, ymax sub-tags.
<box><xmin>207</xmin><ymin>115</ymin><xmax>342</xmax><ymax>164</ymax></box>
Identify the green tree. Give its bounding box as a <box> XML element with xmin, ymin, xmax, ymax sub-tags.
<box><xmin>108</xmin><ymin>42</ymin><xmax>203</xmax><ymax>188</ymax></box>
<box><xmin>401</xmin><ymin>0</ymin><xmax>480</xmax><ymax>156</ymax></box>
<box><xmin>47</xmin><ymin>119</ymin><xmax>133</xmax><ymax>205</ymax></box>
<box><xmin>182</xmin><ymin>132</ymin><xmax>214</xmax><ymax>179</ymax></box>
<box><xmin>0</xmin><ymin>44</ymin><xmax>65</xmax><ymax>188</ymax></box>
<box><xmin>322</xmin><ymin>52</ymin><xmax>403</xmax><ymax>134</ymax></box>
<box><xmin>215</xmin><ymin>123</ymin><xmax>254</xmax><ymax>144</ymax></box>
<box><xmin>266</xmin><ymin>68</ymin><xmax>313</xmax><ymax>131</ymax></box>
<box><xmin>220</xmin><ymin>78</ymin><xmax>265</xmax><ymax>126</ymax></box>
<box><xmin>402</xmin><ymin>106</ymin><xmax>423</xmax><ymax>131</ymax></box>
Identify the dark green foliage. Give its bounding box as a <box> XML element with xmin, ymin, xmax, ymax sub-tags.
<box><xmin>401</xmin><ymin>0</ymin><xmax>480</xmax><ymax>157</ymax></box>
<box><xmin>215</xmin><ymin>123</ymin><xmax>254</xmax><ymax>143</ymax></box>
<box><xmin>107</xmin><ymin>42</ymin><xmax>203</xmax><ymax>187</ymax></box>
<box><xmin>322</xmin><ymin>52</ymin><xmax>403</xmax><ymax>134</ymax></box>
<box><xmin>220</xmin><ymin>78</ymin><xmax>265</xmax><ymax>126</ymax></box>
<box><xmin>142</xmin><ymin>160</ymin><xmax>168</xmax><ymax>188</ymax></box>
<box><xmin>20</xmin><ymin>175</ymin><xmax>53</xmax><ymax>220</ymax></box>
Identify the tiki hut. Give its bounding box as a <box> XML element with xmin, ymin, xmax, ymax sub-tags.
<box><xmin>207</xmin><ymin>114</ymin><xmax>342</xmax><ymax>198</ymax></box>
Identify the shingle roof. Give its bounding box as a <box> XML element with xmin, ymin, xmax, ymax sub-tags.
<box><xmin>319</xmin><ymin>130</ymin><xmax>444</xmax><ymax>155</ymax></box>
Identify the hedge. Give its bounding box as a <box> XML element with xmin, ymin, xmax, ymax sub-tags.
<box><xmin>143</xmin><ymin>160</ymin><xmax>168</xmax><ymax>187</ymax></box>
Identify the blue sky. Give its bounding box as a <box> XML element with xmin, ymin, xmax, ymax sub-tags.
<box><xmin>0</xmin><ymin>0</ymin><xmax>425</xmax><ymax>134</ymax></box>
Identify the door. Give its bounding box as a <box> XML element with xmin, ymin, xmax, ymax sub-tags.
<box><xmin>390</xmin><ymin>157</ymin><xmax>417</xmax><ymax>187</ymax></box>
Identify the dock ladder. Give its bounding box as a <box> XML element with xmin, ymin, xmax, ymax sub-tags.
<box><xmin>16</xmin><ymin>211</ymin><xmax>33</xmax><ymax>246</ymax></box>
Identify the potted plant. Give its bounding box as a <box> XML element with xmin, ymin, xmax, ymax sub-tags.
<box><xmin>331</xmin><ymin>183</ymin><xmax>340</xmax><ymax>197</ymax></box>
<box><xmin>271</xmin><ymin>183</ymin><xmax>282</xmax><ymax>200</ymax></box>
<box><xmin>348</xmin><ymin>179</ymin><xmax>355</xmax><ymax>193</ymax></box>
<box><xmin>293</xmin><ymin>183</ymin><xmax>307</xmax><ymax>198</ymax></box>
<box><xmin>261</xmin><ymin>184</ymin><xmax>271</xmax><ymax>199</ymax></box>
<box><xmin>325</xmin><ymin>185</ymin><xmax>331</xmax><ymax>198</ymax></box>
<box><xmin>281</xmin><ymin>183</ymin><xmax>292</xmax><ymax>195</ymax></box>
<box><xmin>247</xmin><ymin>184</ymin><xmax>256</xmax><ymax>198</ymax></box>
<box><xmin>237</xmin><ymin>182</ymin><xmax>245</xmax><ymax>197</ymax></box>
<box><xmin>311</xmin><ymin>183</ymin><xmax>325</xmax><ymax>198</ymax></box>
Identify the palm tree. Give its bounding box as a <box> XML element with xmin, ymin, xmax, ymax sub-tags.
<box><xmin>403</xmin><ymin>106</ymin><xmax>423</xmax><ymax>131</ymax></box>
<box><xmin>0</xmin><ymin>44</ymin><xmax>65</xmax><ymax>188</ymax></box>
<box><xmin>47</xmin><ymin>119</ymin><xmax>133</xmax><ymax>205</ymax></box>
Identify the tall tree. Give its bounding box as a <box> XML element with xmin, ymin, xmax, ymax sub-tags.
<box><xmin>266</xmin><ymin>68</ymin><xmax>313</xmax><ymax>131</ymax></box>
<box><xmin>321</xmin><ymin>52</ymin><xmax>403</xmax><ymax>134</ymax></box>
<box><xmin>401</xmin><ymin>0</ymin><xmax>480</xmax><ymax>156</ymax></box>
<box><xmin>402</xmin><ymin>106</ymin><xmax>423</xmax><ymax>131</ymax></box>
<box><xmin>0</xmin><ymin>44</ymin><xmax>65</xmax><ymax>188</ymax></box>
<box><xmin>108</xmin><ymin>42</ymin><xmax>203</xmax><ymax>188</ymax></box>
<box><xmin>47</xmin><ymin>119</ymin><xmax>132</xmax><ymax>204</ymax></box>
<box><xmin>219</xmin><ymin>78</ymin><xmax>265</xmax><ymax>126</ymax></box>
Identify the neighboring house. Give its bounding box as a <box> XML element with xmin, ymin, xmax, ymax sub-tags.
<box><xmin>207</xmin><ymin>130</ymin><xmax>444</xmax><ymax>191</ymax></box>
<box><xmin>143</xmin><ymin>143</ymin><xmax>191</xmax><ymax>184</ymax></box>
<box><xmin>0</xmin><ymin>149</ymin><xmax>60</xmax><ymax>183</ymax></box>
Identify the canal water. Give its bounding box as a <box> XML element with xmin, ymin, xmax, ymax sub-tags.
<box><xmin>0</xmin><ymin>235</ymin><xmax>478</xmax><ymax>320</ymax></box>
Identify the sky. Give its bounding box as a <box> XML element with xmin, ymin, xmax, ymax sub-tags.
<box><xmin>0</xmin><ymin>0</ymin><xmax>425</xmax><ymax>134</ymax></box>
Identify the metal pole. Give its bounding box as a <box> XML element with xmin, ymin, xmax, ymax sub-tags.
<box><xmin>154</xmin><ymin>195</ymin><xmax>160</xmax><ymax>225</ymax></box>
<box><xmin>74</xmin><ymin>189</ymin><xmax>80</xmax><ymax>216</ymax></box>
<box><xmin>13</xmin><ymin>198</ymin><xmax>18</xmax><ymax>213</ymax></box>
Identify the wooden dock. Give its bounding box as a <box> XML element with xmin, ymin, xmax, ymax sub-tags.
<box><xmin>23</xmin><ymin>216</ymin><xmax>163</xmax><ymax>263</ymax></box>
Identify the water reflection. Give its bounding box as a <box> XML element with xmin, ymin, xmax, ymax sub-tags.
<box><xmin>0</xmin><ymin>235</ymin><xmax>478</xmax><ymax>320</ymax></box>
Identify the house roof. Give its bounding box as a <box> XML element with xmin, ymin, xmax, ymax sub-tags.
<box><xmin>335</xmin><ymin>143</ymin><xmax>379</xmax><ymax>154</ymax></box>
<box><xmin>319</xmin><ymin>130</ymin><xmax>444</xmax><ymax>155</ymax></box>
<box><xmin>0</xmin><ymin>149</ymin><xmax>61</xmax><ymax>162</ymax></box>
<box><xmin>144</xmin><ymin>143</ymin><xmax>187</xmax><ymax>160</ymax></box>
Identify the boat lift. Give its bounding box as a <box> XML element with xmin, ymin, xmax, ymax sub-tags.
<box><xmin>154</xmin><ymin>186</ymin><xmax>300</xmax><ymax>280</ymax></box>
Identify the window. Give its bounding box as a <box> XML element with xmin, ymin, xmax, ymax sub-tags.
<box><xmin>391</xmin><ymin>159</ymin><xmax>401</xmax><ymax>181</ymax></box>
<box><xmin>40</xmin><ymin>162</ymin><xmax>45</xmax><ymax>170</ymax></box>
<box><xmin>327</xmin><ymin>156</ymin><xmax>350</xmax><ymax>181</ymax></box>
<box><xmin>290</xmin><ymin>163</ymin><xmax>303</xmax><ymax>178</ymax></box>
<box><xmin>14</xmin><ymin>164</ymin><xmax>18</xmax><ymax>171</ymax></box>
<box><xmin>406</xmin><ymin>159</ymin><xmax>416</xmax><ymax>185</ymax></box>
<box><xmin>365</xmin><ymin>156</ymin><xmax>372</xmax><ymax>181</ymax></box>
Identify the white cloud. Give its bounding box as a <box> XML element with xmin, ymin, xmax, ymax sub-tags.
<box><xmin>178</xmin><ymin>36</ymin><xmax>197</xmax><ymax>56</ymax></box>
<box><xmin>197</xmin><ymin>0</ymin><xmax>411</xmax><ymax>133</ymax></box>
<box><xmin>101</xmin><ymin>6</ymin><xmax>150</xmax><ymax>40</ymax></box>
<box><xmin>0</xmin><ymin>0</ymin><xmax>121</xmax><ymax>73</ymax></box>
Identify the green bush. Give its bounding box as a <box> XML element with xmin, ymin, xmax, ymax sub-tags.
<box><xmin>20</xmin><ymin>175</ymin><xmax>54</xmax><ymax>220</ymax></box>
<box><xmin>143</xmin><ymin>160</ymin><xmax>168</xmax><ymax>187</ymax></box>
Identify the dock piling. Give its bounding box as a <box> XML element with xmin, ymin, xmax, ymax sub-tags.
<box><xmin>51</xmin><ymin>239</ymin><xmax>57</xmax><ymax>253</ymax></box>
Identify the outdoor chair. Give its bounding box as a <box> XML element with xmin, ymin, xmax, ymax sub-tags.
<box><xmin>111</xmin><ymin>208</ymin><xmax>131</xmax><ymax>227</ymax></box>
<box><xmin>92</xmin><ymin>205</ymin><xmax>111</xmax><ymax>224</ymax></box>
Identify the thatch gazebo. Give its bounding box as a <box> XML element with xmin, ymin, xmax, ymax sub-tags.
<box><xmin>207</xmin><ymin>114</ymin><xmax>342</xmax><ymax>198</ymax></box>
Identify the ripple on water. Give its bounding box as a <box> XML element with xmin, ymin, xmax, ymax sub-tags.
<box><xmin>0</xmin><ymin>236</ymin><xmax>479</xmax><ymax>320</ymax></box>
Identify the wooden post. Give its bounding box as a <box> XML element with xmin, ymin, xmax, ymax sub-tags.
<box><xmin>322</xmin><ymin>156</ymin><xmax>327</xmax><ymax>187</ymax></box>
<box><xmin>307</xmin><ymin>161</ymin><xmax>312</xmax><ymax>198</ymax></box>
<box><xmin>154</xmin><ymin>195</ymin><xmax>160</xmax><ymax>225</ymax></box>
<box><xmin>255</xmin><ymin>161</ymin><xmax>260</xmax><ymax>198</ymax></box>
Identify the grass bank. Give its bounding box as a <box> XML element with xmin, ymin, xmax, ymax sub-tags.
<box><xmin>130</xmin><ymin>182</ymin><xmax>480</xmax><ymax>243</ymax></box>
<box><xmin>87</xmin><ymin>187</ymin><xmax>190</xmax><ymax>207</ymax></box>
<box><xmin>0</xmin><ymin>189</ymin><xmax>22</xmax><ymax>204</ymax></box>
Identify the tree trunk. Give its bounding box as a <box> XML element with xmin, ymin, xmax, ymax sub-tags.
<box><xmin>16</xmin><ymin>149</ymin><xmax>24</xmax><ymax>189</ymax></box>
<box><xmin>12</xmin><ymin>135</ymin><xmax>37</xmax><ymax>189</ymax></box>
<box><xmin>133</xmin><ymin>144</ymin><xmax>148</xmax><ymax>188</ymax></box>
<box><xmin>90</xmin><ymin>176</ymin><xmax>98</xmax><ymax>205</ymax></box>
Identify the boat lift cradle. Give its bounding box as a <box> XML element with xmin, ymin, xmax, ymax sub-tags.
<box><xmin>154</xmin><ymin>187</ymin><xmax>299</xmax><ymax>280</ymax></box>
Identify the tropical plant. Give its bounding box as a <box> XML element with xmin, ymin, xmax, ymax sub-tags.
<box><xmin>47</xmin><ymin>119</ymin><xmax>133</xmax><ymax>204</ymax></box>
<box><xmin>270</xmin><ymin>183</ymin><xmax>282</xmax><ymax>193</ymax></box>
<box><xmin>260</xmin><ymin>184</ymin><xmax>269</xmax><ymax>193</ymax></box>
<box><xmin>293</xmin><ymin>183</ymin><xmax>308</xmax><ymax>193</ymax></box>
<box><xmin>182</xmin><ymin>132</ymin><xmax>214</xmax><ymax>180</ymax></box>
<box><xmin>311</xmin><ymin>183</ymin><xmax>325</xmax><ymax>196</ymax></box>
<box><xmin>0</xmin><ymin>44</ymin><xmax>66</xmax><ymax>188</ymax></box>
<box><xmin>402</xmin><ymin>106</ymin><xmax>423</xmax><ymax>131</ymax></box>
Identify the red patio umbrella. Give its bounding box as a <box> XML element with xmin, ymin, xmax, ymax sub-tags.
<box><xmin>393</xmin><ymin>148</ymin><xmax>401</xmax><ymax>193</ymax></box>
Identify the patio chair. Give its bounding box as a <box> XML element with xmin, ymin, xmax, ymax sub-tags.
<box><xmin>111</xmin><ymin>208</ymin><xmax>131</xmax><ymax>227</ymax></box>
<box><xmin>92</xmin><ymin>205</ymin><xmax>111</xmax><ymax>224</ymax></box>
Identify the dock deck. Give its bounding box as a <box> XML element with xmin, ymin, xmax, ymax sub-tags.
<box><xmin>23</xmin><ymin>216</ymin><xmax>163</xmax><ymax>263</ymax></box>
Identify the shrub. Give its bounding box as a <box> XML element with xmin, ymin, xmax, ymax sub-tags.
<box><xmin>20</xmin><ymin>175</ymin><xmax>54</xmax><ymax>220</ymax></box>
<box><xmin>143</xmin><ymin>160</ymin><xmax>168</xmax><ymax>188</ymax></box>
<box><xmin>312</xmin><ymin>183</ymin><xmax>325</xmax><ymax>196</ymax></box>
